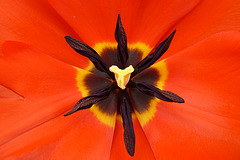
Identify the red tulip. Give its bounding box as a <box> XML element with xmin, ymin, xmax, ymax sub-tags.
<box><xmin>0</xmin><ymin>0</ymin><xmax>240</xmax><ymax>159</ymax></box>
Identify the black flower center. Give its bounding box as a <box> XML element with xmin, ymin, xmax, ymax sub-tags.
<box><xmin>64</xmin><ymin>14</ymin><xmax>184</xmax><ymax>156</ymax></box>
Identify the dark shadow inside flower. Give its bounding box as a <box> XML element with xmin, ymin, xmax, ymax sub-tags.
<box><xmin>64</xmin><ymin>14</ymin><xmax>184</xmax><ymax>156</ymax></box>
<box><xmin>90</xmin><ymin>47</ymin><xmax>143</xmax><ymax>78</ymax></box>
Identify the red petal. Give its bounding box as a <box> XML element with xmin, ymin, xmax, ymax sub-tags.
<box><xmin>0</xmin><ymin>85</ymin><xmax>23</xmax><ymax>99</ymax></box>
<box><xmin>110</xmin><ymin>118</ymin><xmax>155</xmax><ymax>159</ymax></box>
<box><xmin>142</xmin><ymin>31</ymin><xmax>240</xmax><ymax>159</ymax></box>
<box><xmin>48</xmin><ymin>0</ymin><xmax>199</xmax><ymax>47</ymax></box>
<box><xmin>0</xmin><ymin>41</ymin><xmax>78</xmax><ymax>98</ymax></box>
<box><xmin>0</xmin><ymin>41</ymin><xmax>80</xmax><ymax>146</ymax></box>
<box><xmin>0</xmin><ymin>0</ymin><xmax>89</xmax><ymax>68</ymax></box>
<box><xmin>166</xmin><ymin>0</ymin><xmax>240</xmax><ymax>58</ymax></box>
<box><xmin>0</xmin><ymin>106</ymin><xmax>115</xmax><ymax>159</ymax></box>
<box><xmin>0</xmin><ymin>41</ymin><xmax>115</xmax><ymax>159</ymax></box>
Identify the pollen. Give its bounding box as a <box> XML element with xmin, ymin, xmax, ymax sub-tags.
<box><xmin>109</xmin><ymin>65</ymin><xmax>134</xmax><ymax>90</ymax></box>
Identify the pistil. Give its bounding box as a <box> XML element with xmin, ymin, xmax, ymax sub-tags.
<box><xmin>109</xmin><ymin>65</ymin><xmax>134</xmax><ymax>90</ymax></box>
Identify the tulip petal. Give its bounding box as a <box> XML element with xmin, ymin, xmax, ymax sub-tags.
<box><xmin>0</xmin><ymin>101</ymin><xmax>115</xmax><ymax>160</ymax></box>
<box><xmin>48</xmin><ymin>0</ymin><xmax>200</xmax><ymax>47</ymax></box>
<box><xmin>110</xmin><ymin>119</ymin><xmax>155</xmax><ymax>160</ymax></box>
<box><xmin>166</xmin><ymin>0</ymin><xmax>240</xmax><ymax>58</ymax></box>
<box><xmin>141</xmin><ymin>31</ymin><xmax>240</xmax><ymax>159</ymax></box>
<box><xmin>0</xmin><ymin>0</ymin><xmax>201</xmax><ymax>67</ymax></box>
<box><xmin>0</xmin><ymin>85</ymin><xmax>24</xmax><ymax>99</ymax></box>
<box><xmin>0</xmin><ymin>0</ymin><xmax>89</xmax><ymax>68</ymax></box>
<box><xmin>0</xmin><ymin>41</ymin><xmax>81</xmax><ymax>98</ymax></box>
<box><xmin>0</xmin><ymin>41</ymin><xmax>115</xmax><ymax>159</ymax></box>
<box><xmin>0</xmin><ymin>40</ymin><xmax>79</xmax><ymax>147</ymax></box>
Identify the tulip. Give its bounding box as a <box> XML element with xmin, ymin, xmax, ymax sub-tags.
<box><xmin>0</xmin><ymin>0</ymin><xmax>240</xmax><ymax>159</ymax></box>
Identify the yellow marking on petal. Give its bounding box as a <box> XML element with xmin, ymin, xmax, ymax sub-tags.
<box><xmin>74</xmin><ymin>66</ymin><xmax>89</xmax><ymax>97</ymax></box>
<box><xmin>74</xmin><ymin>66</ymin><xmax>116</xmax><ymax>127</ymax></box>
<box><xmin>94</xmin><ymin>42</ymin><xmax>118</xmax><ymax>54</ymax></box>
<box><xmin>134</xmin><ymin>59</ymin><xmax>168</xmax><ymax>126</ymax></box>
<box><xmin>152</xmin><ymin>58</ymin><xmax>168</xmax><ymax>90</ymax></box>
<box><xmin>109</xmin><ymin>65</ymin><xmax>134</xmax><ymax>90</ymax></box>
<box><xmin>93</xmin><ymin>42</ymin><xmax>152</xmax><ymax>59</ymax></box>
<box><xmin>90</xmin><ymin>106</ymin><xmax>117</xmax><ymax>127</ymax></box>
<box><xmin>117</xmin><ymin>112</ymin><xmax>137</xmax><ymax>122</ymax></box>
<box><xmin>127</xmin><ymin>42</ymin><xmax>153</xmax><ymax>58</ymax></box>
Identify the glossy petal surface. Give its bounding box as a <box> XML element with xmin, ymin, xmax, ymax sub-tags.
<box><xmin>110</xmin><ymin>119</ymin><xmax>155</xmax><ymax>160</ymax></box>
<box><xmin>0</xmin><ymin>0</ymin><xmax>89</xmax><ymax>68</ymax></box>
<box><xmin>142</xmin><ymin>31</ymin><xmax>240</xmax><ymax>160</ymax></box>
<box><xmin>48</xmin><ymin>0</ymin><xmax>199</xmax><ymax>48</ymax></box>
<box><xmin>0</xmin><ymin>42</ymin><xmax>115</xmax><ymax>159</ymax></box>
<box><xmin>166</xmin><ymin>0</ymin><xmax>240</xmax><ymax>58</ymax></box>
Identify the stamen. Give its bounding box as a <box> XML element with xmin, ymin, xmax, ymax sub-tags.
<box><xmin>129</xmin><ymin>81</ymin><xmax>184</xmax><ymax>103</ymax></box>
<box><xmin>131</xmin><ymin>30</ymin><xmax>176</xmax><ymax>78</ymax></box>
<box><xmin>64</xmin><ymin>84</ymin><xmax>116</xmax><ymax>116</ymax></box>
<box><xmin>118</xmin><ymin>89</ymin><xmax>135</xmax><ymax>156</ymax></box>
<box><xmin>115</xmin><ymin>14</ymin><xmax>128</xmax><ymax>67</ymax></box>
<box><xmin>65</xmin><ymin>36</ymin><xmax>114</xmax><ymax>79</ymax></box>
<box><xmin>109</xmin><ymin>65</ymin><xmax>134</xmax><ymax>90</ymax></box>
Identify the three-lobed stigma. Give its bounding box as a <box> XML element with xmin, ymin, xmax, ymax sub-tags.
<box><xmin>109</xmin><ymin>65</ymin><xmax>134</xmax><ymax>90</ymax></box>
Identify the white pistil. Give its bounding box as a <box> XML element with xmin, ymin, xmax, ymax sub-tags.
<box><xmin>109</xmin><ymin>65</ymin><xmax>134</xmax><ymax>90</ymax></box>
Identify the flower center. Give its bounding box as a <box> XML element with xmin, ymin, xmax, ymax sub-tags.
<box><xmin>64</xmin><ymin>14</ymin><xmax>184</xmax><ymax>157</ymax></box>
<box><xmin>109</xmin><ymin>65</ymin><xmax>134</xmax><ymax>89</ymax></box>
